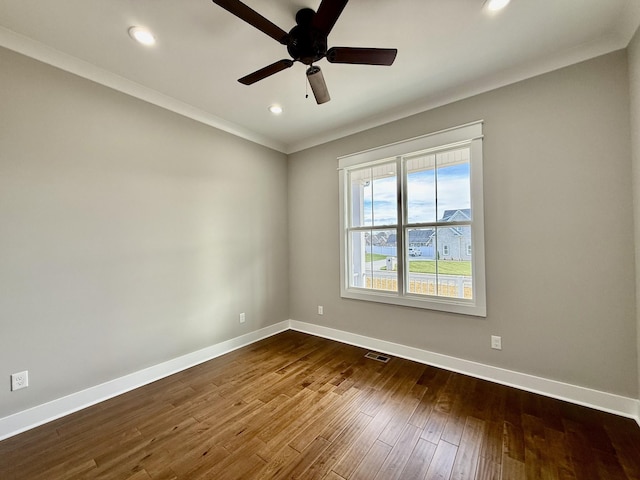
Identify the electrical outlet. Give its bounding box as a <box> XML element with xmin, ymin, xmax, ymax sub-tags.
<box><xmin>491</xmin><ymin>335</ymin><xmax>502</xmax><ymax>350</ymax></box>
<box><xmin>239</xmin><ymin>312</ymin><xmax>246</xmax><ymax>324</ymax></box>
<box><xmin>317</xmin><ymin>305</ymin><xmax>323</xmax><ymax>315</ymax></box>
<box><xmin>11</xmin><ymin>371</ymin><xmax>29</xmax><ymax>391</ymax></box>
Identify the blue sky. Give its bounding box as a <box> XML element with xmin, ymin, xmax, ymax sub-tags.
<box><xmin>362</xmin><ymin>163</ymin><xmax>470</xmax><ymax>226</ymax></box>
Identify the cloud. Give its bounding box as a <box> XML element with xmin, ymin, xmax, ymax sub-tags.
<box><xmin>359</xmin><ymin>162</ymin><xmax>470</xmax><ymax>227</ymax></box>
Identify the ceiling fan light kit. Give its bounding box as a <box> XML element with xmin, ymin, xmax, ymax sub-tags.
<box><xmin>211</xmin><ymin>0</ymin><xmax>397</xmax><ymax>104</ymax></box>
<box><xmin>306</xmin><ymin>66</ymin><xmax>330</xmax><ymax>104</ymax></box>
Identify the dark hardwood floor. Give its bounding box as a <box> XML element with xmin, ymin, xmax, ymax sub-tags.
<box><xmin>1</xmin><ymin>330</ymin><xmax>639</xmax><ymax>479</ymax></box>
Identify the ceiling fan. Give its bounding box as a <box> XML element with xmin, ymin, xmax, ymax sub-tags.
<box><xmin>211</xmin><ymin>0</ymin><xmax>398</xmax><ymax>104</ymax></box>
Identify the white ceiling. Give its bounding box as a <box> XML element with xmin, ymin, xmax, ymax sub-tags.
<box><xmin>1</xmin><ymin>0</ymin><xmax>639</xmax><ymax>153</ymax></box>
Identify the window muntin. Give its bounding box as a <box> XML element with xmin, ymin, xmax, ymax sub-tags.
<box><xmin>339</xmin><ymin>122</ymin><xmax>486</xmax><ymax>317</ymax></box>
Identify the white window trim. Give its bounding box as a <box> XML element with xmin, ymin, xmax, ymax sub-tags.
<box><xmin>338</xmin><ymin>121</ymin><xmax>486</xmax><ymax>317</ymax></box>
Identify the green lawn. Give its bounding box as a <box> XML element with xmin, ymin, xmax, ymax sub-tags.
<box><xmin>368</xmin><ymin>253</ymin><xmax>471</xmax><ymax>276</ymax></box>
<box><xmin>365</xmin><ymin>253</ymin><xmax>388</xmax><ymax>262</ymax></box>
<box><xmin>381</xmin><ymin>260</ymin><xmax>471</xmax><ymax>275</ymax></box>
<box><xmin>409</xmin><ymin>260</ymin><xmax>471</xmax><ymax>276</ymax></box>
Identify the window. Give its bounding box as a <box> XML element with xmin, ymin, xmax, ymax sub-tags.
<box><xmin>338</xmin><ymin>121</ymin><xmax>486</xmax><ymax>316</ymax></box>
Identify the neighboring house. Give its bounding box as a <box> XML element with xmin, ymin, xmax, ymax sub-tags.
<box><xmin>403</xmin><ymin>209</ymin><xmax>472</xmax><ymax>260</ymax></box>
<box><xmin>435</xmin><ymin>209</ymin><xmax>472</xmax><ymax>261</ymax></box>
<box><xmin>407</xmin><ymin>229</ymin><xmax>433</xmax><ymax>247</ymax></box>
<box><xmin>366</xmin><ymin>231</ymin><xmax>390</xmax><ymax>246</ymax></box>
<box><xmin>367</xmin><ymin>209</ymin><xmax>472</xmax><ymax>260</ymax></box>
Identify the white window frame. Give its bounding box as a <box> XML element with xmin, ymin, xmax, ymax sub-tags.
<box><xmin>338</xmin><ymin>121</ymin><xmax>486</xmax><ymax>317</ymax></box>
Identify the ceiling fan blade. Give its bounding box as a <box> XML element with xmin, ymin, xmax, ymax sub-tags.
<box><xmin>306</xmin><ymin>66</ymin><xmax>330</xmax><ymax>104</ymax></box>
<box><xmin>239</xmin><ymin>59</ymin><xmax>294</xmax><ymax>85</ymax></box>
<box><xmin>311</xmin><ymin>0</ymin><xmax>348</xmax><ymax>36</ymax></box>
<box><xmin>327</xmin><ymin>47</ymin><xmax>398</xmax><ymax>65</ymax></box>
<box><xmin>212</xmin><ymin>0</ymin><xmax>289</xmax><ymax>44</ymax></box>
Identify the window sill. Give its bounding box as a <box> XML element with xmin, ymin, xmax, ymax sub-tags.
<box><xmin>341</xmin><ymin>287</ymin><xmax>486</xmax><ymax>317</ymax></box>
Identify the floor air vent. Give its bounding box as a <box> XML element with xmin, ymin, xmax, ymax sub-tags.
<box><xmin>365</xmin><ymin>352</ymin><xmax>390</xmax><ymax>363</ymax></box>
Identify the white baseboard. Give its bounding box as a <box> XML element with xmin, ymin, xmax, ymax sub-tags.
<box><xmin>2</xmin><ymin>319</ymin><xmax>638</xmax><ymax>441</ymax></box>
<box><xmin>0</xmin><ymin>321</ymin><xmax>289</xmax><ymax>441</ymax></box>
<box><xmin>289</xmin><ymin>320</ymin><xmax>640</xmax><ymax>426</ymax></box>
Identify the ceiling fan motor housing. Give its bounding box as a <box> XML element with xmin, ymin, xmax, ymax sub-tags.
<box><xmin>287</xmin><ymin>9</ymin><xmax>328</xmax><ymax>65</ymax></box>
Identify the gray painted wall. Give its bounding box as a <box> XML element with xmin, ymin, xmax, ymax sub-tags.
<box><xmin>0</xmin><ymin>47</ymin><xmax>289</xmax><ymax>418</ymax></box>
<box><xmin>630</xmin><ymin>27</ymin><xmax>640</xmax><ymax>405</ymax></box>
<box><xmin>289</xmin><ymin>51</ymin><xmax>637</xmax><ymax>398</ymax></box>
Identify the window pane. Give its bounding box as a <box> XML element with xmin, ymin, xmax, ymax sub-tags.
<box><xmin>406</xmin><ymin>154</ymin><xmax>436</xmax><ymax>223</ymax></box>
<box><xmin>349</xmin><ymin>229</ymin><xmax>398</xmax><ymax>292</ymax></box>
<box><xmin>349</xmin><ymin>163</ymin><xmax>397</xmax><ymax>227</ymax></box>
<box><xmin>436</xmin><ymin>148</ymin><xmax>471</xmax><ymax>221</ymax></box>
<box><xmin>406</xmin><ymin>228</ymin><xmax>437</xmax><ymax>296</ymax></box>
<box><xmin>436</xmin><ymin>226</ymin><xmax>472</xmax><ymax>299</ymax></box>
<box><xmin>406</xmin><ymin>226</ymin><xmax>472</xmax><ymax>299</ymax></box>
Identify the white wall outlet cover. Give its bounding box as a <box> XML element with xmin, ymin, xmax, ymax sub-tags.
<box><xmin>11</xmin><ymin>371</ymin><xmax>29</xmax><ymax>391</ymax></box>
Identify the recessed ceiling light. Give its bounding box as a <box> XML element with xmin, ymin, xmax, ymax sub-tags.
<box><xmin>128</xmin><ymin>26</ymin><xmax>156</xmax><ymax>46</ymax></box>
<box><xmin>484</xmin><ymin>0</ymin><xmax>511</xmax><ymax>12</ymax></box>
<box><xmin>268</xmin><ymin>104</ymin><xmax>283</xmax><ymax>115</ymax></box>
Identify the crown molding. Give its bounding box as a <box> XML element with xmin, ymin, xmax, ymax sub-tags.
<box><xmin>0</xmin><ymin>26</ymin><xmax>287</xmax><ymax>154</ymax></box>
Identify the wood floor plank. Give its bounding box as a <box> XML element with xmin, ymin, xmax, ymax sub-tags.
<box><xmin>450</xmin><ymin>416</ymin><xmax>486</xmax><ymax>480</ymax></box>
<box><xmin>257</xmin><ymin>390</ymin><xmax>338</xmax><ymax>461</ymax></box>
<box><xmin>521</xmin><ymin>413</ymin><xmax>548</xmax><ymax>479</ymax></box>
<box><xmin>350</xmin><ymin>440</ymin><xmax>393</xmax><ymax>480</ymax></box>
<box><xmin>322</xmin><ymin>472</ymin><xmax>347</xmax><ymax>480</ymax></box>
<box><xmin>564</xmin><ymin>420</ymin><xmax>602</xmax><ymax>480</ymax></box>
<box><xmin>185</xmin><ymin>436</ymin><xmax>263</xmax><ymax>479</ymax></box>
<box><xmin>544</xmin><ymin>427</ymin><xmax>576</xmax><ymax>479</ymax></box>
<box><xmin>377</xmin><ymin>393</ymin><xmax>424</xmax><ymax>447</ymax></box>
<box><xmin>425</xmin><ymin>440</ymin><xmax>458</xmax><ymax>480</ymax></box>
<box><xmin>479</xmin><ymin>420</ymin><xmax>503</xmax><ymax>465</ymax></box>
<box><xmin>399</xmin><ymin>438</ymin><xmax>438</xmax><ymax>480</ymax></box>
<box><xmin>288</xmin><ymin>386</ymin><xmax>364</xmax><ymax>451</ymax></box>
<box><xmin>421</xmin><ymin>409</ymin><xmax>449</xmax><ymax>444</ymax></box>
<box><xmin>475</xmin><ymin>456</ymin><xmax>501</xmax><ymax>480</ymax></box>
<box><xmin>270</xmin><ymin>436</ymin><xmax>331</xmax><ymax>480</ymax></box>
<box><xmin>31</xmin><ymin>458</ymin><xmax>97</xmax><ymax>480</ymax></box>
<box><xmin>408</xmin><ymin>369</ymin><xmax>451</xmax><ymax>429</ymax></box>
<box><xmin>221</xmin><ymin>395</ymin><xmax>291</xmax><ymax>453</ymax></box>
<box><xmin>374</xmin><ymin>423</ymin><xmax>423</xmax><ymax>480</ymax></box>
<box><xmin>253</xmin><ymin>445</ymin><xmax>300</xmax><ymax>480</ymax></box>
<box><xmin>124</xmin><ymin>469</ymin><xmax>152</xmax><ymax>480</ymax></box>
<box><xmin>441</xmin><ymin>377</ymin><xmax>478</xmax><ymax>446</ymax></box>
<box><xmin>605</xmin><ymin>417</ymin><xmax>640</xmax><ymax>479</ymax></box>
<box><xmin>501</xmin><ymin>455</ymin><xmax>526</xmax><ymax>480</ymax></box>
<box><xmin>502</xmin><ymin>420</ymin><xmax>525</xmax><ymax>462</ymax></box>
<box><xmin>330</xmin><ymin>408</ymin><xmax>394</xmax><ymax>479</ymax></box>
<box><xmin>301</xmin><ymin>411</ymin><xmax>373</xmax><ymax>480</ymax></box>
<box><xmin>1</xmin><ymin>330</ymin><xmax>639</xmax><ymax>480</ymax></box>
